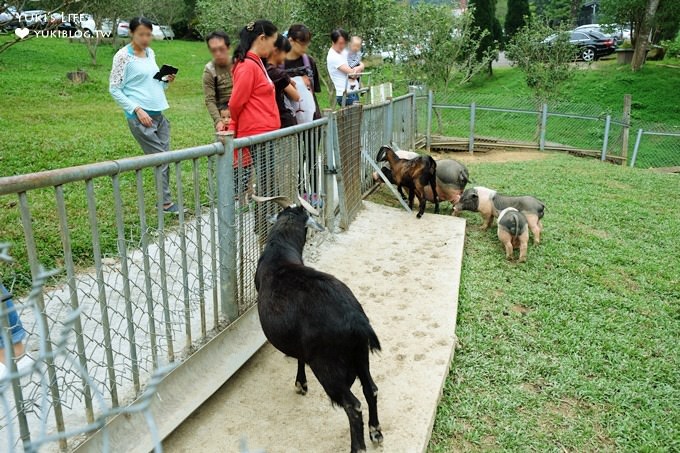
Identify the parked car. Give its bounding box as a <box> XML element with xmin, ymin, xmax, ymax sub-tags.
<box><xmin>569</xmin><ymin>30</ymin><xmax>617</xmax><ymax>61</ymax></box>
<box><xmin>575</xmin><ymin>24</ymin><xmax>630</xmax><ymax>44</ymax></box>
<box><xmin>546</xmin><ymin>30</ymin><xmax>616</xmax><ymax>62</ymax></box>
<box><xmin>18</xmin><ymin>9</ymin><xmax>47</xmax><ymax>28</ymax></box>
<box><xmin>101</xmin><ymin>19</ymin><xmax>130</xmax><ymax>37</ymax></box>
<box><xmin>0</xmin><ymin>5</ymin><xmax>19</xmax><ymax>30</ymax></box>
<box><xmin>152</xmin><ymin>24</ymin><xmax>174</xmax><ymax>40</ymax></box>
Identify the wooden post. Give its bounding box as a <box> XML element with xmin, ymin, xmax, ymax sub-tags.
<box><xmin>621</xmin><ymin>94</ymin><xmax>632</xmax><ymax>166</ymax></box>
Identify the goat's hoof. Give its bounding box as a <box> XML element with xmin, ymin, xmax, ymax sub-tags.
<box><xmin>295</xmin><ymin>381</ymin><xmax>308</xmax><ymax>395</ymax></box>
<box><xmin>369</xmin><ymin>425</ymin><xmax>384</xmax><ymax>444</ymax></box>
<box><xmin>416</xmin><ymin>213</ymin><xmax>423</xmax><ymax>219</ymax></box>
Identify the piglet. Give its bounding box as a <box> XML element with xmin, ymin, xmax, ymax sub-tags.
<box><xmin>497</xmin><ymin>207</ymin><xmax>529</xmax><ymax>263</ymax></box>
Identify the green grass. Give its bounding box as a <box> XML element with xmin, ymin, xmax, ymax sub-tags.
<box><xmin>0</xmin><ymin>38</ymin><xmax>226</xmax><ymax>288</ymax></box>
<box><xmin>370</xmin><ymin>153</ymin><xmax>679</xmax><ymax>451</ymax></box>
<box><xmin>415</xmin><ymin>60</ymin><xmax>680</xmax><ymax>166</ymax></box>
<box><xmin>1</xmin><ymin>37</ymin><xmax>679</xmax><ymax>450</ymax></box>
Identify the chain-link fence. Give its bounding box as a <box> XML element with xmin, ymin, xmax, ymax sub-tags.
<box><xmin>0</xmin><ymin>94</ymin><xmax>417</xmax><ymax>451</ymax></box>
<box><xmin>232</xmin><ymin>122</ymin><xmax>329</xmax><ymax>309</ymax></box>
<box><xmin>418</xmin><ymin>90</ymin><xmax>680</xmax><ymax>167</ymax></box>
<box><xmin>1</xmin><ymin>244</ymin><xmax>169</xmax><ymax>452</ymax></box>
<box><xmin>630</xmin><ymin>125</ymin><xmax>680</xmax><ymax>169</ymax></box>
<box><xmin>333</xmin><ymin>105</ymin><xmax>363</xmax><ymax>228</ymax></box>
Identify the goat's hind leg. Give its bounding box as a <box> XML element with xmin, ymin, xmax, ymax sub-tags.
<box><xmin>429</xmin><ymin>175</ymin><xmax>440</xmax><ymax>214</ymax></box>
<box><xmin>295</xmin><ymin>359</ymin><xmax>308</xmax><ymax>395</ymax></box>
<box><xmin>311</xmin><ymin>362</ymin><xmax>366</xmax><ymax>453</ymax></box>
<box><xmin>358</xmin><ymin>358</ymin><xmax>382</xmax><ymax>444</ymax></box>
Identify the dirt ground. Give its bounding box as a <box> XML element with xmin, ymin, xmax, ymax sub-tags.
<box><xmin>430</xmin><ymin>148</ymin><xmax>548</xmax><ymax>163</ymax></box>
<box><xmin>163</xmin><ymin>201</ymin><xmax>466</xmax><ymax>453</ymax></box>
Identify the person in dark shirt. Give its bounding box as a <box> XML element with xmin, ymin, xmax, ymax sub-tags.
<box><xmin>267</xmin><ymin>35</ymin><xmax>300</xmax><ymax>129</ymax></box>
<box><xmin>284</xmin><ymin>24</ymin><xmax>322</xmax><ymax>120</ymax></box>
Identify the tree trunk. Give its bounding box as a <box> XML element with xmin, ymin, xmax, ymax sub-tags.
<box><xmin>631</xmin><ymin>0</ymin><xmax>661</xmax><ymax>71</ymax></box>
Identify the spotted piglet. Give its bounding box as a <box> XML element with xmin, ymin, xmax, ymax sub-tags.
<box><xmin>497</xmin><ymin>207</ymin><xmax>529</xmax><ymax>263</ymax></box>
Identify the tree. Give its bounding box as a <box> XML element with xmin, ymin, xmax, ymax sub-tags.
<box><xmin>505</xmin><ymin>20</ymin><xmax>576</xmax><ymax>104</ymax></box>
<box><xmin>0</xmin><ymin>0</ymin><xmax>77</xmax><ymax>54</ymax></box>
<box><xmin>505</xmin><ymin>0</ymin><xmax>530</xmax><ymax>40</ymax></box>
<box><xmin>398</xmin><ymin>4</ymin><xmax>497</xmax><ymax>87</ymax></box>
<box><xmin>600</xmin><ymin>0</ymin><xmax>678</xmax><ymax>69</ymax></box>
<box><xmin>631</xmin><ymin>0</ymin><xmax>660</xmax><ymax>71</ymax></box>
<box><xmin>195</xmin><ymin>0</ymin><xmax>299</xmax><ymax>40</ymax></box>
<box><xmin>135</xmin><ymin>0</ymin><xmax>187</xmax><ymax>34</ymax></box>
<box><xmin>295</xmin><ymin>0</ymin><xmax>400</xmax><ymax>99</ymax></box>
<box><xmin>470</xmin><ymin>0</ymin><xmax>502</xmax><ymax>74</ymax></box>
<box><xmin>295</xmin><ymin>0</ymin><xmax>398</xmax><ymax>58</ymax></box>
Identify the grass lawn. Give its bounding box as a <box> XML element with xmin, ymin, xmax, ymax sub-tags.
<box><xmin>1</xmin><ymin>36</ymin><xmax>679</xmax><ymax>450</ymax></box>
<box><xmin>369</xmin><ymin>152</ymin><xmax>679</xmax><ymax>451</ymax></box>
<box><xmin>415</xmin><ymin>59</ymin><xmax>680</xmax><ymax>167</ymax></box>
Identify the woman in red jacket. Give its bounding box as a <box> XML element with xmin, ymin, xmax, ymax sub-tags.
<box><xmin>228</xmin><ymin>20</ymin><xmax>280</xmax><ymax>243</ymax></box>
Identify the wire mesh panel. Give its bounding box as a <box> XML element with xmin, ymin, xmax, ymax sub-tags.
<box><xmin>0</xmin><ymin>143</ymin><xmax>225</xmax><ymax>451</ymax></box>
<box><xmin>391</xmin><ymin>94</ymin><xmax>416</xmax><ymax>150</ymax></box>
<box><xmin>1</xmin><ymin>246</ymin><xmax>169</xmax><ymax>452</ymax></box>
<box><xmin>631</xmin><ymin>127</ymin><xmax>680</xmax><ymax>169</ymax></box>
<box><xmin>232</xmin><ymin>122</ymin><xmax>328</xmax><ymax>311</ymax></box>
<box><xmin>335</xmin><ymin>105</ymin><xmax>364</xmax><ymax>226</ymax></box>
<box><xmin>360</xmin><ymin>103</ymin><xmax>388</xmax><ymax>195</ymax></box>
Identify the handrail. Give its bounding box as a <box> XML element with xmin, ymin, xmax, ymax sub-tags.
<box><xmin>0</xmin><ymin>142</ymin><xmax>224</xmax><ymax>196</ymax></box>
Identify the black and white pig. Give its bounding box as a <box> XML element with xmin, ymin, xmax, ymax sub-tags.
<box><xmin>453</xmin><ymin>186</ymin><xmax>545</xmax><ymax>244</ymax></box>
<box><xmin>497</xmin><ymin>207</ymin><xmax>529</xmax><ymax>262</ymax></box>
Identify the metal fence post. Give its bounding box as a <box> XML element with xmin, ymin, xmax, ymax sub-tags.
<box><xmin>385</xmin><ymin>97</ymin><xmax>394</xmax><ymax>145</ymax></box>
<box><xmin>631</xmin><ymin>129</ymin><xmax>643</xmax><ymax>167</ymax></box>
<box><xmin>539</xmin><ymin>103</ymin><xmax>548</xmax><ymax>151</ymax></box>
<box><xmin>469</xmin><ymin>102</ymin><xmax>476</xmax><ymax>154</ymax></box>
<box><xmin>215</xmin><ymin>132</ymin><xmax>238</xmax><ymax>322</ymax></box>
<box><xmin>601</xmin><ymin>114</ymin><xmax>611</xmax><ymax>161</ymax></box>
<box><xmin>426</xmin><ymin>90</ymin><xmax>433</xmax><ymax>152</ymax></box>
<box><xmin>410</xmin><ymin>92</ymin><xmax>417</xmax><ymax>150</ymax></box>
<box><xmin>18</xmin><ymin>192</ymin><xmax>67</xmax><ymax>449</ymax></box>
<box><xmin>324</xmin><ymin>111</ymin><xmax>337</xmax><ymax>229</ymax></box>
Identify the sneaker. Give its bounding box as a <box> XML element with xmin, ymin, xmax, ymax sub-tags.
<box><xmin>0</xmin><ymin>354</ymin><xmax>35</xmax><ymax>384</ymax></box>
<box><xmin>163</xmin><ymin>203</ymin><xmax>180</xmax><ymax>214</ymax></box>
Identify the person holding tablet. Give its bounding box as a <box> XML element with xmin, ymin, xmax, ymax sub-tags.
<box><xmin>109</xmin><ymin>16</ymin><xmax>179</xmax><ymax>214</ymax></box>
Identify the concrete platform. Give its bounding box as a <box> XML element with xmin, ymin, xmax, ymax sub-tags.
<box><xmin>163</xmin><ymin>201</ymin><xmax>465</xmax><ymax>453</ymax></box>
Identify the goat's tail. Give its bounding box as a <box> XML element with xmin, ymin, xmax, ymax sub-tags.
<box><xmin>427</xmin><ymin>155</ymin><xmax>437</xmax><ymax>176</ymax></box>
<box><xmin>367</xmin><ymin>327</ymin><xmax>382</xmax><ymax>352</ymax></box>
<box><xmin>357</xmin><ymin>321</ymin><xmax>381</xmax><ymax>352</ymax></box>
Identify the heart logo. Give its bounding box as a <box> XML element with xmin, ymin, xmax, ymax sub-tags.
<box><xmin>15</xmin><ymin>28</ymin><xmax>30</xmax><ymax>39</ymax></box>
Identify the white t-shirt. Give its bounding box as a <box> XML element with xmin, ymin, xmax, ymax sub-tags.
<box><xmin>327</xmin><ymin>47</ymin><xmax>349</xmax><ymax>96</ymax></box>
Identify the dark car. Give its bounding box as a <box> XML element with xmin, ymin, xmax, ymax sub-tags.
<box><xmin>569</xmin><ymin>30</ymin><xmax>617</xmax><ymax>61</ymax></box>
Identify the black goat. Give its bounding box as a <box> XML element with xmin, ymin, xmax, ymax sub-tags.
<box><xmin>253</xmin><ymin>195</ymin><xmax>383</xmax><ymax>453</ymax></box>
<box><xmin>376</xmin><ymin>145</ymin><xmax>439</xmax><ymax>218</ymax></box>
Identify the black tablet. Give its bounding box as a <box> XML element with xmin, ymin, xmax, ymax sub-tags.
<box><xmin>153</xmin><ymin>65</ymin><xmax>179</xmax><ymax>81</ymax></box>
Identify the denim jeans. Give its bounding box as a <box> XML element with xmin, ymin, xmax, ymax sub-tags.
<box><xmin>0</xmin><ymin>284</ymin><xmax>26</xmax><ymax>349</ymax></box>
<box><xmin>336</xmin><ymin>92</ymin><xmax>359</xmax><ymax>107</ymax></box>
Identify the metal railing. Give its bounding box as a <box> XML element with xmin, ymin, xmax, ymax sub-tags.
<box><xmin>424</xmin><ymin>91</ymin><xmax>627</xmax><ymax>161</ymax></box>
<box><xmin>630</xmin><ymin>129</ymin><xmax>680</xmax><ymax>169</ymax></box>
<box><xmin>0</xmin><ymin>94</ymin><xmax>416</xmax><ymax>451</ymax></box>
<box><xmin>420</xmin><ymin>90</ymin><xmax>679</xmax><ymax>168</ymax></box>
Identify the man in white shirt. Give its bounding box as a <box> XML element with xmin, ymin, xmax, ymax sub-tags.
<box><xmin>326</xmin><ymin>28</ymin><xmax>365</xmax><ymax>107</ymax></box>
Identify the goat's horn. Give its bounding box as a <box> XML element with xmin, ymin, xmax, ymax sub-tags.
<box><xmin>297</xmin><ymin>194</ymin><xmax>319</xmax><ymax>216</ymax></box>
<box><xmin>251</xmin><ymin>195</ymin><xmax>293</xmax><ymax>208</ymax></box>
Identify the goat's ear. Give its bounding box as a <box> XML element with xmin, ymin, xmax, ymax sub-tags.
<box><xmin>267</xmin><ymin>214</ymin><xmax>278</xmax><ymax>225</ymax></box>
<box><xmin>305</xmin><ymin>216</ymin><xmax>325</xmax><ymax>232</ymax></box>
